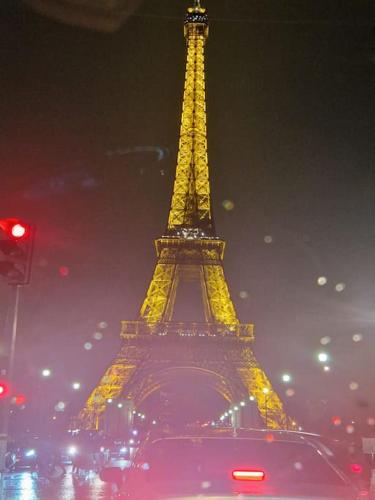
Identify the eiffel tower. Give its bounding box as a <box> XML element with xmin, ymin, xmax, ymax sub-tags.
<box><xmin>78</xmin><ymin>0</ymin><xmax>292</xmax><ymax>431</ymax></box>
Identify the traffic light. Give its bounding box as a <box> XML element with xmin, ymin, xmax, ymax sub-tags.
<box><xmin>0</xmin><ymin>218</ymin><xmax>34</xmax><ymax>285</ymax></box>
<box><xmin>0</xmin><ymin>380</ymin><xmax>10</xmax><ymax>399</ymax></box>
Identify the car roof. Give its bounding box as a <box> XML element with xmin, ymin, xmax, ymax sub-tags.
<box><xmin>147</xmin><ymin>427</ymin><xmax>325</xmax><ymax>445</ymax></box>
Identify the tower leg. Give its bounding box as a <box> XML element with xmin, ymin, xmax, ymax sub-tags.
<box><xmin>78</xmin><ymin>344</ymin><xmax>146</xmax><ymax>430</ymax></box>
<box><xmin>236</xmin><ymin>348</ymin><xmax>293</xmax><ymax>429</ymax></box>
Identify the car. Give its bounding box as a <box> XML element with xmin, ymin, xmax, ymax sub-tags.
<box><xmin>294</xmin><ymin>431</ymin><xmax>372</xmax><ymax>491</ymax></box>
<box><xmin>100</xmin><ymin>428</ymin><xmax>373</xmax><ymax>499</ymax></box>
<box><xmin>6</xmin><ymin>440</ymin><xmax>38</xmax><ymax>471</ymax></box>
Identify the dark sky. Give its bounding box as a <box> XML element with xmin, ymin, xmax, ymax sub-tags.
<box><xmin>1</xmin><ymin>0</ymin><xmax>375</xmax><ymax>435</ymax></box>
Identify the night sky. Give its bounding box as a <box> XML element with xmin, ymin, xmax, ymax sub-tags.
<box><xmin>1</xmin><ymin>0</ymin><xmax>375</xmax><ymax>435</ymax></box>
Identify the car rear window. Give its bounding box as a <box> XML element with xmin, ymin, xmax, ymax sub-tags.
<box><xmin>142</xmin><ymin>437</ymin><xmax>347</xmax><ymax>486</ymax></box>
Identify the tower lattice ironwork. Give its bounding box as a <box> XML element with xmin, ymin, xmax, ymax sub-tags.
<box><xmin>78</xmin><ymin>1</ymin><xmax>292</xmax><ymax>431</ymax></box>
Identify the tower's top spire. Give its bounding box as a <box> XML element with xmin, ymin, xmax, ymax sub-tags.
<box><xmin>193</xmin><ymin>0</ymin><xmax>203</xmax><ymax>10</ymax></box>
<box><xmin>167</xmin><ymin>2</ymin><xmax>212</xmax><ymax>236</ymax></box>
<box><xmin>185</xmin><ymin>0</ymin><xmax>209</xmax><ymax>39</ymax></box>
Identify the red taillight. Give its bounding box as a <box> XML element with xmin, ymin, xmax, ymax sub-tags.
<box><xmin>350</xmin><ymin>463</ymin><xmax>363</xmax><ymax>474</ymax></box>
<box><xmin>232</xmin><ymin>469</ymin><xmax>265</xmax><ymax>481</ymax></box>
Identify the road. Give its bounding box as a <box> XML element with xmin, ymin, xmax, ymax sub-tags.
<box><xmin>2</xmin><ymin>467</ymin><xmax>114</xmax><ymax>499</ymax></box>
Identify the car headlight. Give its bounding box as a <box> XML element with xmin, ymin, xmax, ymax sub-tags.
<box><xmin>67</xmin><ymin>445</ymin><xmax>78</xmax><ymax>456</ymax></box>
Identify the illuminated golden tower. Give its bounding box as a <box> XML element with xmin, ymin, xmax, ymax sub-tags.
<box><xmin>78</xmin><ymin>0</ymin><xmax>292</xmax><ymax>430</ymax></box>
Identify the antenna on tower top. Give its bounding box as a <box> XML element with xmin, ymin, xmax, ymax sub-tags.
<box><xmin>194</xmin><ymin>0</ymin><xmax>202</xmax><ymax>9</ymax></box>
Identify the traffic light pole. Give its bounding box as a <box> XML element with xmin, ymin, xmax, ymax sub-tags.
<box><xmin>0</xmin><ymin>284</ymin><xmax>21</xmax><ymax>491</ymax></box>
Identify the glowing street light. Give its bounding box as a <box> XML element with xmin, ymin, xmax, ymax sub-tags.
<box><xmin>72</xmin><ymin>382</ymin><xmax>81</xmax><ymax>390</ymax></box>
<box><xmin>41</xmin><ymin>368</ymin><xmax>51</xmax><ymax>378</ymax></box>
<box><xmin>317</xmin><ymin>352</ymin><xmax>329</xmax><ymax>363</ymax></box>
<box><xmin>281</xmin><ymin>373</ymin><xmax>292</xmax><ymax>383</ymax></box>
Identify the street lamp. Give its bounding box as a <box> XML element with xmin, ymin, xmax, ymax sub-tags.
<box><xmin>317</xmin><ymin>352</ymin><xmax>329</xmax><ymax>363</ymax></box>
<box><xmin>281</xmin><ymin>373</ymin><xmax>292</xmax><ymax>383</ymax></box>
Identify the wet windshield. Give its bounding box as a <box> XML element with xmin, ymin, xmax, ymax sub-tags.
<box><xmin>1</xmin><ymin>0</ymin><xmax>373</xmax><ymax>499</ymax></box>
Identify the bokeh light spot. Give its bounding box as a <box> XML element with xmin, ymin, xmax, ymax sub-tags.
<box><xmin>367</xmin><ymin>416</ymin><xmax>375</xmax><ymax>426</ymax></box>
<box><xmin>93</xmin><ymin>331</ymin><xmax>103</xmax><ymax>341</ymax></box>
<box><xmin>201</xmin><ymin>481</ymin><xmax>211</xmax><ymax>490</ymax></box>
<box><xmin>346</xmin><ymin>424</ymin><xmax>355</xmax><ymax>434</ymax></box>
<box><xmin>239</xmin><ymin>290</ymin><xmax>248</xmax><ymax>299</ymax></box>
<box><xmin>222</xmin><ymin>199</ymin><xmax>234</xmax><ymax>211</ymax></box>
<box><xmin>335</xmin><ymin>282</ymin><xmax>346</xmax><ymax>292</ymax></box>
<box><xmin>55</xmin><ymin>401</ymin><xmax>66</xmax><ymax>412</ymax></box>
<box><xmin>286</xmin><ymin>388</ymin><xmax>295</xmax><ymax>397</ymax></box>
<box><xmin>84</xmin><ymin>342</ymin><xmax>93</xmax><ymax>350</ymax></box>
<box><xmin>98</xmin><ymin>321</ymin><xmax>108</xmax><ymax>329</ymax></box>
<box><xmin>14</xmin><ymin>394</ymin><xmax>26</xmax><ymax>406</ymax></box>
<box><xmin>59</xmin><ymin>266</ymin><xmax>70</xmax><ymax>277</ymax></box>
<box><xmin>320</xmin><ymin>336</ymin><xmax>331</xmax><ymax>345</ymax></box>
<box><xmin>349</xmin><ymin>382</ymin><xmax>359</xmax><ymax>391</ymax></box>
<box><xmin>317</xmin><ymin>276</ymin><xmax>327</xmax><ymax>286</ymax></box>
<box><xmin>264</xmin><ymin>235</ymin><xmax>273</xmax><ymax>244</ymax></box>
<box><xmin>352</xmin><ymin>333</ymin><xmax>363</xmax><ymax>343</ymax></box>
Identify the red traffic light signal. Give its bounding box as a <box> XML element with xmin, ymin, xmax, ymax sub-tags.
<box><xmin>0</xmin><ymin>218</ymin><xmax>35</xmax><ymax>285</ymax></box>
<box><xmin>0</xmin><ymin>380</ymin><xmax>10</xmax><ymax>399</ymax></box>
<box><xmin>0</xmin><ymin>219</ymin><xmax>30</xmax><ymax>240</ymax></box>
<box><xmin>9</xmin><ymin>222</ymin><xmax>30</xmax><ymax>241</ymax></box>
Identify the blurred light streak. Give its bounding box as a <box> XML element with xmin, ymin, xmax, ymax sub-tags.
<box><xmin>106</xmin><ymin>145</ymin><xmax>169</xmax><ymax>161</ymax></box>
